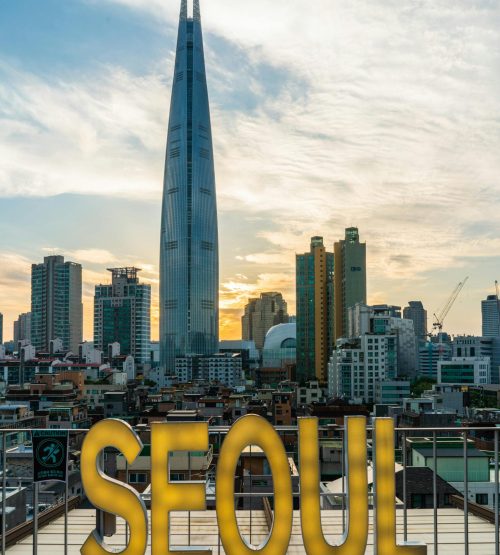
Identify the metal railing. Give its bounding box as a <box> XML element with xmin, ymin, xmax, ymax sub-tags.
<box><xmin>0</xmin><ymin>424</ymin><xmax>498</xmax><ymax>554</ymax></box>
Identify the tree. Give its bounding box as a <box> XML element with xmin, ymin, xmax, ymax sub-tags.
<box><xmin>411</xmin><ymin>376</ymin><xmax>436</xmax><ymax>398</ymax></box>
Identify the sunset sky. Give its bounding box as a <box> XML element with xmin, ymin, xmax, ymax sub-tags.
<box><xmin>1</xmin><ymin>0</ymin><xmax>500</xmax><ymax>342</ymax></box>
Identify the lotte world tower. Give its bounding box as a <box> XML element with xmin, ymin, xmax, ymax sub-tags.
<box><xmin>160</xmin><ymin>0</ymin><xmax>219</xmax><ymax>371</ymax></box>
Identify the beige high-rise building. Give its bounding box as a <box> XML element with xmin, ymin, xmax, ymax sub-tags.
<box><xmin>334</xmin><ymin>227</ymin><xmax>367</xmax><ymax>341</ymax></box>
<box><xmin>13</xmin><ymin>312</ymin><xmax>31</xmax><ymax>344</ymax></box>
<box><xmin>31</xmin><ymin>255</ymin><xmax>83</xmax><ymax>354</ymax></box>
<box><xmin>242</xmin><ymin>292</ymin><xmax>289</xmax><ymax>350</ymax></box>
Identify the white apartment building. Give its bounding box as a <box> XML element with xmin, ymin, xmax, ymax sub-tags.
<box><xmin>328</xmin><ymin>334</ymin><xmax>397</xmax><ymax>403</ymax></box>
<box><xmin>174</xmin><ymin>353</ymin><xmax>244</xmax><ymax>387</ymax></box>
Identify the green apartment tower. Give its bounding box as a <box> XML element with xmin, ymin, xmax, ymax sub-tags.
<box><xmin>31</xmin><ymin>255</ymin><xmax>82</xmax><ymax>353</ymax></box>
<box><xmin>94</xmin><ymin>268</ymin><xmax>151</xmax><ymax>364</ymax></box>
<box><xmin>334</xmin><ymin>227</ymin><xmax>367</xmax><ymax>341</ymax></box>
<box><xmin>296</xmin><ymin>237</ymin><xmax>334</xmax><ymax>382</ymax></box>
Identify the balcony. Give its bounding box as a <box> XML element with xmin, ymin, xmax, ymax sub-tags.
<box><xmin>0</xmin><ymin>423</ymin><xmax>497</xmax><ymax>554</ymax></box>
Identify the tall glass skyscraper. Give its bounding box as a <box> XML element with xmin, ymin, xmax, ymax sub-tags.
<box><xmin>482</xmin><ymin>294</ymin><xmax>500</xmax><ymax>337</ymax></box>
<box><xmin>160</xmin><ymin>0</ymin><xmax>219</xmax><ymax>372</ymax></box>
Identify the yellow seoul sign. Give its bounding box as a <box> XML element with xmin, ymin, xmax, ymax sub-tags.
<box><xmin>80</xmin><ymin>415</ymin><xmax>427</xmax><ymax>555</ymax></box>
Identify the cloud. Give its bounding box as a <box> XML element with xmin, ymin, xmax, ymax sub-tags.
<box><xmin>0</xmin><ymin>60</ymin><xmax>170</xmax><ymax>199</ymax></box>
<box><xmin>2</xmin><ymin>0</ymin><xmax>500</xmax><ymax>338</ymax></box>
<box><xmin>41</xmin><ymin>248</ymin><xmax>119</xmax><ymax>265</ymax></box>
<box><xmin>0</xmin><ymin>253</ymin><xmax>32</xmax><ymax>341</ymax></box>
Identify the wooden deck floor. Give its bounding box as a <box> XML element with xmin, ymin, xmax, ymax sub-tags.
<box><xmin>6</xmin><ymin>508</ymin><xmax>497</xmax><ymax>554</ymax></box>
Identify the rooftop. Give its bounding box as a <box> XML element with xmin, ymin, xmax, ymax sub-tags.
<box><xmin>413</xmin><ymin>446</ymin><xmax>489</xmax><ymax>459</ymax></box>
<box><xmin>6</xmin><ymin>508</ymin><xmax>497</xmax><ymax>554</ymax></box>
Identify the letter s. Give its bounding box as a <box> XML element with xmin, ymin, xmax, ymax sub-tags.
<box><xmin>81</xmin><ymin>419</ymin><xmax>148</xmax><ymax>555</ymax></box>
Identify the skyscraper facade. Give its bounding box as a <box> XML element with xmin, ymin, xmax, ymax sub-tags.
<box><xmin>403</xmin><ymin>301</ymin><xmax>428</xmax><ymax>343</ymax></box>
<box><xmin>241</xmin><ymin>292</ymin><xmax>289</xmax><ymax>350</ymax></box>
<box><xmin>94</xmin><ymin>268</ymin><xmax>151</xmax><ymax>364</ymax></box>
<box><xmin>13</xmin><ymin>312</ymin><xmax>31</xmax><ymax>344</ymax></box>
<box><xmin>160</xmin><ymin>0</ymin><xmax>218</xmax><ymax>372</ymax></box>
<box><xmin>296</xmin><ymin>237</ymin><xmax>334</xmax><ymax>382</ymax></box>
<box><xmin>31</xmin><ymin>256</ymin><xmax>82</xmax><ymax>353</ymax></box>
<box><xmin>334</xmin><ymin>227</ymin><xmax>366</xmax><ymax>341</ymax></box>
<box><xmin>482</xmin><ymin>294</ymin><xmax>500</xmax><ymax>337</ymax></box>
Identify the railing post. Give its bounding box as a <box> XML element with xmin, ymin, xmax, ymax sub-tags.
<box><xmin>433</xmin><ymin>430</ymin><xmax>438</xmax><ymax>555</ymax></box>
<box><xmin>218</xmin><ymin>430</ymin><xmax>221</xmax><ymax>555</ymax></box>
<box><xmin>495</xmin><ymin>428</ymin><xmax>499</xmax><ymax>555</ymax></box>
<box><xmin>402</xmin><ymin>430</ymin><xmax>407</xmax><ymax>542</ymax></box>
<box><xmin>188</xmin><ymin>451</ymin><xmax>191</xmax><ymax>546</ymax></box>
<box><xmin>64</xmin><ymin>465</ymin><xmax>68</xmax><ymax>555</ymax></box>
<box><xmin>125</xmin><ymin>459</ymin><xmax>129</xmax><ymax>547</ymax></box>
<box><xmin>33</xmin><ymin>482</ymin><xmax>38</xmax><ymax>555</ymax></box>
<box><xmin>341</xmin><ymin>425</ymin><xmax>345</xmax><ymax>534</ymax></box>
<box><xmin>249</xmin><ymin>444</ymin><xmax>252</xmax><ymax>545</ymax></box>
<box><xmin>463</xmin><ymin>431</ymin><xmax>469</xmax><ymax>555</ymax></box>
<box><xmin>2</xmin><ymin>432</ymin><xmax>6</xmax><ymax>555</ymax></box>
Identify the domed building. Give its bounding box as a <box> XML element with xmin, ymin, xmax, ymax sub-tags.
<box><xmin>262</xmin><ymin>323</ymin><xmax>296</xmax><ymax>368</ymax></box>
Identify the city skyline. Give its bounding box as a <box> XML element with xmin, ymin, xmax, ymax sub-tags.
<box><xmin>1</xmin><ymin>0</ymin><xmax>500</xmax><ymax>341</ymax></box>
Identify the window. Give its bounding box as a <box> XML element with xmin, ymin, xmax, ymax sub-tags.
<box><xmin>129</xmin><ymin>473</ymin><xmax>147</xmax><ymax>484</ymax></box>
<box><xmin>476</xmin><ymin>493</ymin><xmax>488</xmax><ymax>505</ymax></box>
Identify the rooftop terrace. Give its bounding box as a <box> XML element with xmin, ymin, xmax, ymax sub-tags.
<box><xmin>5</xmin><ymin>508</ymin><xmax>498</xmax><ymax>555</ymax></box>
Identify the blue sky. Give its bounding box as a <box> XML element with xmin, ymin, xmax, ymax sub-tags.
<box><xmin>1</xmin><ymin>0</ymin><xmax>500</xmax><ymax>341</ymax></box>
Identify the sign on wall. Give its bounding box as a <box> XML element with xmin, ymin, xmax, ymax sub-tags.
<box><xmin>32</xmin><ymin>430</ymin><xmax>69</xmax><ymax>483</ymax></box>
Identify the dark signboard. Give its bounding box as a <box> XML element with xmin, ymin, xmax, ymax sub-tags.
<box><xmin>32</xmin><ymin>430</ymin><xmax>68</xmax><ymax>483</ymax></box>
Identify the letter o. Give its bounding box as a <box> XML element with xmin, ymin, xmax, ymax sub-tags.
<box><xmin>216</xmin><ymin>414</ymin><xmax>293</xmax><ymax>555</ymax></box>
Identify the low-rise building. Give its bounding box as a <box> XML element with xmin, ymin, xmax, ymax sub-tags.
<box><xmin>297</xmin><ymin>381</ymin><xmax>325</xmax><ymax>407</ymax></box>
<box><xmin>44</xmin><ymin>402</ymin><xmax>91</xmax><ymax>429</ymax></box>
<box><xmin>375</xmin><ymin>380</ymin><xmax>410</xmax><ymax>405</ymax></box>
<box><xmin>116</xmin><ymin>444</ymin><xmax>213</xmax><ymax>493</ymax></box>
<box><xmin>174</xmin><ymin>354</ymin><xmax>244</xmax><ymax>387</ymax></box>
<box><xmin>438</xmin><ymin>357</ymin><xmax>491</xmax><ymax>385</ymax></box>
<box><xmin>408</xmin><ymin>436</ymin><xmax>497</xmax><ymax>508</ymax></box>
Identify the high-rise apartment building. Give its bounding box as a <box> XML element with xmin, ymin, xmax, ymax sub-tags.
<box><xmin>482</xmin><ymin>294</ymin><xmax>500</xmax><ymax>337</ymax></box>
<box><xmin>296</xmin><ymin>237</ymin><xmax>334</xmax><ymax>382</ymax></box>
<box><xmin>94</xmin><ymin>268</ymin><xmax>151</xmax><ymax>364</ymax></box>
<box><xmin>160</xmin><ymin>0</ymin><xmax>218</xmax><ymax>372</ymax></box>
<box><xmin>334</xmin><ymin>227</ymin><xmax>366</xmax><ymax>341</ymax></box>
<box><xmin>241</xmin><ymin>292</ymin><xmax>288</xmax><ymax>350</ymax></box>
<box><xmin>418</xmin><ymin>334</ymin><xmax>452</xmax><ymax>379</ymax></box>
<box><xmin>452</xmin><ymin>335</ymin><xmax>500</xmax><ymax>385</ymax></box>
<box><xmin>13</xmin><ymin>312</ymin><xmax>31</xmax><ymax>344</ymax></box>
<box><xmin>31</xmin><ymin>256</ymin><xmax>82</xmax><ymax>353</ymax></box>
<box><xmin>328</xmin><ymin>334</ymin><xmax>398</xmax><ymax>403</ymax></box>
<box><xmin>403</xmin><ymin>301</ymin><xmax>428</xmax><ymax>343</ymax></box>
<box><xmin>348</xmin><ymin>303</ymin><xmax>418</xmax><ymax>377</ymax></box>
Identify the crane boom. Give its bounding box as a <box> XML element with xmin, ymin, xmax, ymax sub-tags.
<box><xmin>433</xmin><ymin>276</ymin><xmax>469</xmax><ymax>331</ymax></box>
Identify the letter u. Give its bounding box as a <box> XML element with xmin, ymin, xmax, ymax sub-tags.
<box><xmin>299</xmin><ymin>416</ymin><xmax>368</xmax><ymax>555</ymax></box>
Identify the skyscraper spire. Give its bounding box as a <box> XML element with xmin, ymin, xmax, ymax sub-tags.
<box><xmin>180</xmin><ymin>0</ymin><xmax>187</xmax><ymax>20</ymax></box>
<box><xmin>160</xmin><ymin>0</ymin><xmax>219</xmax><ymax>375</ymax></box>
<box><xmin>193</xmin><ymin>0</ymin><xmax>201</xmax><ymax>21</ymax></box>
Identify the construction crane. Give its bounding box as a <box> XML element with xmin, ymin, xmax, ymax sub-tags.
<box><xmin>432</xmin><ymin>276</ymin><xmax>469</xmax><ymax>332</ymax></box>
